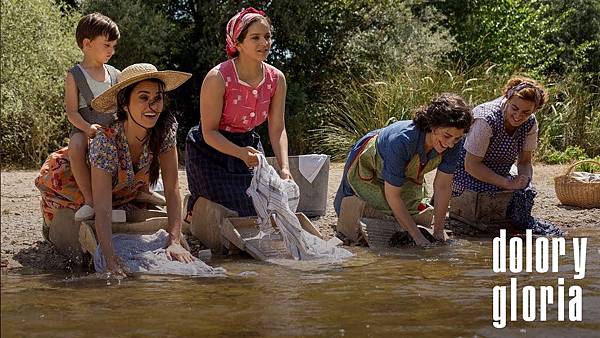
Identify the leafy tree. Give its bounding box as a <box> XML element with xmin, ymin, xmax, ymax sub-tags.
<box><xmin>1</xmin><ymin>0</ymin><xmax>81</xmax><ymax>167</ymax></box>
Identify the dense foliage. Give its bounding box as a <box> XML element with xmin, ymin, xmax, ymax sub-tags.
<box><xmin>2</xmin><ymin>0</ymin><xmax>598</xmax><ymax>167</ymax></box>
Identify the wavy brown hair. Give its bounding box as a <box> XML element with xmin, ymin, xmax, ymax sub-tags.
<box><xmin>413</xmin><ymin>93</ymin><xmax>473</xmax><ymax>133</ymax></box>
<box><xmin>502</xmin><ymin>76</ymin><xmax>548</xmax><ymax>109</ymax></box>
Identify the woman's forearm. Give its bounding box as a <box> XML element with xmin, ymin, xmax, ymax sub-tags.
<box><xmin>465</xmin><ymin>157</ymin><xmax>509</xmax><ymax>189</ymax></box>
<box><xmin>384</xmin><ymin>183</ymin><xmax>423</xmax><ymax>240</ymax></box>
<box><xmin>269</xmin><ymin>126</ymin><xmax>289</xmax><ymax>171</ymax></box>
<box><xmin>202</xmin><ymin>129</ymin><xmax>244</xmax><ymax>159</ymax></box>
<box><xmin>164</xmin><ymin>185</ymin><xmax>182</xmax><ymax>243</ymax></box>
<box><xmin>433</xmin><ymin>181</ymin><xmax>452</xmax><ymax>232</ymax></box>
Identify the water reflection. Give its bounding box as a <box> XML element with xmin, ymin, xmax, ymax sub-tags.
<box><xmin>2</xmin><ymin>228</ymin><xmax>599</xmax><ymax>337</ymax></box>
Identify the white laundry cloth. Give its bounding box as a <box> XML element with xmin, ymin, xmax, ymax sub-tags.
<box><xmin>247</xmin><ymin>154</ymin><xmax>353</xmax><ymax>260</ymax></box>
<box><xmin>298</xmin><ymin>154</ymin><xmax>328</xmax><ymax>183</ymax></box>
<box><xmin>94</xmin><ymin>229</ymin><xmax>226</xmax><ymax>276</ymax></box>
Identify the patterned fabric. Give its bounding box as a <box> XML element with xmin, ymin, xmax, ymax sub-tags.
<box><xmin>35</xmin><ymin>120</ymin><xmax>177</xmax><ymax>224</ymax></box>
<box><xmin>452</xmin><ymin>97</ymin><xmax>536</xmax><ymax>196</ymax></box>
<box><xmin>334</xmin><ymin>127</ymin><xmax>443</xmax><ymax>216</ymax></box>
<box><xmin>215</xmin><ymin>59</ymin><xmax>278</xmax><ymax>132</ymax></box>
<box><xmin>507</xmin><ymin>185</ymin><xmax>563</xmax><ymax>236</ymax></box>
<box><xmin>465</xmin><ymin>118</ymin><xmax>538</xmax><ymax>157</ymax></box>
<box><xmin>185</xmin><ymin>125</ymin><xmax>263</xmax><ymax>217</ymax></box>
<box><xmin>248</xmin><ymin>155</ymin><xmax>353</xmax><ymax>260</ymax></box>
<box><xmin>94</xmin><ymin>229</ymin><xmax>226</xmax><ymax>276</ymax></box>
<box><xmin>225</xmin><ymin>7</ymin><xmax>266</xmax><ymax>58</ymax></box>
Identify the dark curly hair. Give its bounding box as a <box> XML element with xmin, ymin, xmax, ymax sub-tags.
<box><xmin>116</xmin><ymin>78</ymin><xmax>176</xmax><ymax>186</ymax></box>
<box><xmin>413</xmin><ymin>93</ymin><xmax>473</xmax><ymax>133</ymax></box>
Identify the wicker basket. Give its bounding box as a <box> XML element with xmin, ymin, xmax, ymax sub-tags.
<box><xmin>554</xmin><ymin>159</ymin><xmax>600</xmax><ymax>208</ymax></box>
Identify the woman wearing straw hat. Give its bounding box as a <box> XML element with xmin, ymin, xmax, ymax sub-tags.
<box><xmin>185</xmin><ymin>7</ymin><xmax>290</xmax><ymax>220</ymax></box>
<box><xmin>36</xmin><ymin>63</ymin><xmax>193</xmax><ymax>275</ymax></box>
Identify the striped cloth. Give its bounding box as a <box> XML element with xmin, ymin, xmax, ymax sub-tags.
<box><xmin>247</xmin><ymin>154</ymin><xmax>353</xmax><ymax>260</ymax></box>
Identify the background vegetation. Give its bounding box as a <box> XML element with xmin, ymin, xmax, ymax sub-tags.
<box><xmin>1</xmin><ymin>0</ymin><xmax>598</xmax><ymax>168</ymax></box>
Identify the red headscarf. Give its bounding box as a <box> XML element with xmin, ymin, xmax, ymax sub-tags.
<box><xmin>225</xmin><ymin>7</ymin><xmax>267</xmax><ymax>58</ymax></box>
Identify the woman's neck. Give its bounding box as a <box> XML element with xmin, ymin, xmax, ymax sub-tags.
<box><xmin>234</xmin><ymin>56</ymin><xmax>263</xmax><ymax>84</ymax></box>
<box><xmin>123</xmin><ymin>119</ymin><xmax>148</xmax><ymax>148</ymax></box>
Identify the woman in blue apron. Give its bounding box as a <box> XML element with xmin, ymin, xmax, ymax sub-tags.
<box><xmin>334</xmin><ymin>93</ymin><xmax>473</xmax><ymax>246</ymax></box>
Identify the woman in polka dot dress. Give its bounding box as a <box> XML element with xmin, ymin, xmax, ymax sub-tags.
<box><xmin>185</xmin><ymin>7</ymin><xmax>290</xmax><ymax>217</ymax></box>
<box><xmin>452</xmin><ymin>77</ymin><xmax>548</xmax><ymax>198</ymax></box>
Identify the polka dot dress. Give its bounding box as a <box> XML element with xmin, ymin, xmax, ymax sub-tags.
<box><xmin>452</xmin><ymin>97</ymin><xmax>535</xmax><ymax>195</ymax></box>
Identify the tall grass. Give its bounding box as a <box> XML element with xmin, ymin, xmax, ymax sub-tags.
<box><xmin>311</xmin><ymin>64</ymin><xmax>600</xmax><ymax>161</ymax></box>
<box><xmin>311</xmin><ymin>64</ymin><xmax>506</xmax><ymax>160</ymax></box>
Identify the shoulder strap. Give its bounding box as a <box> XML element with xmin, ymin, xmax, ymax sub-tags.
<box><xmin>105</xmin><ymin>65</ymin><xmax>119</xmax><ymax>85</ymax></box>
<box><xmin>69</xmin><ymin>65</ymin><xmax>95</xmax><ymax>108</ymax></box>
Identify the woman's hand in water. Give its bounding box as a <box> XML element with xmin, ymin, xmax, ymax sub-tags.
<box><xmin>238</xmin><ymin>146</ymin><xmax>260</xmax><ymax>167</ymax></box>
<box><xmin>165</xmin><ymin>241</ymin><xmax>195</xmax><ymax>264</ymax></box>
<box><xmin>433</xmin><ymin>229</ymin><xmax>447</xmax><ymax>242</ymax></box>
<box><xmin>106</xmin><ymin>255</ymin><xmax>129</xmax><ymax>278</ymax></box>
<box><xmin>413</xmin><ymin>233</ymin><xmax>432</xmax><ymax>246</ymax></box>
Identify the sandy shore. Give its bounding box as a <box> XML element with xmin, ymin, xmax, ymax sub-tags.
<box><xmin>1</xmin><ymin>163</ymin><xmax>598</xmax><ymax>271</ymax></box>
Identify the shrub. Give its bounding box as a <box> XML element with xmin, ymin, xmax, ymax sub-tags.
<box><xmin>1</xmin><ymin>0</ymin><xmax>80</xmax><ymax>167</ymax></box>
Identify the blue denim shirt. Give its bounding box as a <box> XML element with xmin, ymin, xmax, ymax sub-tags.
<box><xmin>376</xmin><ymin>120</ymin><xmax>463</xmax><ymax>187</ymax></box>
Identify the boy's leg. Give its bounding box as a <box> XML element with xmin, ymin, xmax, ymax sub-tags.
<box><xmin>69</xmin><ymin>132</ymin><xmax>93</xmax><ymax>206</ymax></box>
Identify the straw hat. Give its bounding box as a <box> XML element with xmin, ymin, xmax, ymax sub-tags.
<box><xmin>91</xmin><ymin>63</ymin><xmax>192</xmax><ymax>112</ymax></box>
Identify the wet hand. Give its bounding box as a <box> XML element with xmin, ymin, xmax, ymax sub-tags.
<box><xmin>413</xmin><ymin>233</ymin><xmax>432</xmax><ymax>246</ymax></box>
<box><xmin>165</xmin><ymin>242</ymin><xmax>195</xmax><ymax>264</ymax></box>
<box><xmin>280</xmin><ymin>168</ymin><xmax>293</xmax><ymax>180</ymax></box>
<box><xmin>505</xmin><ymin>175</ymin><xmax>528</xmax><ymax>190</ymax></box>
<box><xmin>239</xmin><ymin>146</ymin><xmax>260</xmax><ymax>167</ymax></box>
<box><xmin>433</xmin><ymin>229</ymin><xmax>448</xmax><ymax>242</ymax></box>
<box><xmin>106</xmin><ymin>256</ymin><xmax>129</xmax><ymax>278</ymax></box>
<box><xmin>87</xmin><ymin>124</ymin><xmax>102</xmax><ymax>139</ymax></box>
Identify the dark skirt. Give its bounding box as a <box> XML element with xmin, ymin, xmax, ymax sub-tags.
<box><xmin>185</xmin><ymin>125</ymin><xmax>263</xmax><ymax>216</ymax></box>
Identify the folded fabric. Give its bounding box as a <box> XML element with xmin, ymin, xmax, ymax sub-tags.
<box><xmin>247</xmin><ymin>154</ymin><xmax>353</xmax><ymax>260</ymax></box>
<box><xmin>298</xmin><ymin>154</ymin><xmax>328</xmax><ymax>183</ymax></box>
<box><xmin>94</xmin><ymin>229</ymin><xmax>226</xmax><ymax>276</ymax></box>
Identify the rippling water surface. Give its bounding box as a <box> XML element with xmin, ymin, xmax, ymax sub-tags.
<box><xmin>2</xmin><ymin>228</ymin><xmax>599</xmax><ymax>337</ymax></box>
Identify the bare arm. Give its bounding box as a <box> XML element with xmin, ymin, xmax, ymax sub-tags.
<box><xmin>268</xmin><ymin>71</ymin><xmax>290</xmax><ymax>179</ymax></box>
<box><xmin>432</xmin><ymin>171</ymin><xmax>453</xmax><ymax>240</ymax></box>
<box><xmin>465</xmin><ymin>152</ymin><xmax>511</xmax><ymax>189</ymax></box>
<box><xmin>159</xmin><ymin>147</ymin><xmax>194</xmax><ymax>263</ymax></box>
<box><xmin>465</xmin><ymin>152</ymin><xmax>528</xmax><ymax>190</ymax></box>
<box><xmin>384</xmin><ymin>182</ymin><xmax>430</xmax><ymax>246</ymax></box>
<box><xmin>64</xmin><ymin>72</ymin><xmax>93</xmax><ymax>134</ymax></box>
<box><xmin>200</xmin><ymin>69</ymin><xmax>258</xmax><ymax>165</ymax></box>
<box><xmin>516</xmin><ymin>150</ymin><xmax>533</xmax><ymax>179</ymax></box>
<box><xmin>91</xmin><ymin>166</ymin><xmax>125</xmax><ymax>274</ymax></box>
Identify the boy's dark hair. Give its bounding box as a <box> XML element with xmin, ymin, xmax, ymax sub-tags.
<box><xmin>413</xmin><ymin>93</ymin><xmax>473</xmax><ymax>133</ymax></box>
<box><xmin>76</xmin><ymin>12</ymin><xmax>120</xmax><ymax>49</ymax></box>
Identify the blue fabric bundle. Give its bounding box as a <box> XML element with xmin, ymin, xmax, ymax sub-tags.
<box><xmin>507</xmin><ymin>186</ymin><xmax>564</xmax><ymax>237</ymax></box>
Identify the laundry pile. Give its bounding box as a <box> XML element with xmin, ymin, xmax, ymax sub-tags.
<box><xmin>506</xmin><ymin>185</ymin><xmax>564</xmax><ymax>237</ymax></box>
<box><xmin>94</xmin><ymin>229</ymin><xmax>226</xmax><ymax>276</ymax></box>
<box><xmin>247</xmin><ymin>155</ymin><xmax>353</xmax><ymax>260</ymax></box>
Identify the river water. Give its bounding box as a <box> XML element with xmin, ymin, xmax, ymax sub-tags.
<box><xmin>2</xmin><ymin>227</ymin><xmax>599</xmax><ymax>337</ymax></box>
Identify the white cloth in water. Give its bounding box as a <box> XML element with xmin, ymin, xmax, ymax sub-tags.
<box><xmin>94</xmin><ymin>229</ymin><xmax>225</xmax><ymax>276</ymax></box>
<box><xmin>298</xmin><ymin>154</ymin><xmax>328</xmax><ymax>183</ymax></box>
<box><xmin>247</xmin><ymin>154</ymin><xmax>353</xmax><ymax>260</ymax></box>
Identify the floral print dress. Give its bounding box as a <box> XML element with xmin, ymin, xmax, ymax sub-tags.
<box><xmin>35</xmin><ymin>120</ymin><xmax>177</xmax><ymax>226</ymax></box>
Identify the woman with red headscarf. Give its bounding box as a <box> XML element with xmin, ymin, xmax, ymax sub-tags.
<box><xmin>185</xmin><ymin>8</ymin><xmax>290</xmax><ymax>218</ymax></box>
